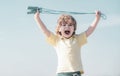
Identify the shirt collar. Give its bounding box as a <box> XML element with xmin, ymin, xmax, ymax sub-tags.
<box><xmin>59</xmin><ymin>35</ymin><xmax>75</xmax><ymax>40</ymax></box>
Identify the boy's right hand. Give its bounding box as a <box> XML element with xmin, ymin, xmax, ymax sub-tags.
<box><xmin>34</xmin><ymin>10</ymin><xmax>40</xmax><ymax>19</ymax></box>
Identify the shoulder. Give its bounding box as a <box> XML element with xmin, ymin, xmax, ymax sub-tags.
<box><xmin>74</xmin><ymin>32</ymin><xmax>87</xmax><ymax>46</ymax></box>
<box><xmin>46</xmin><ymin>32</ymin><xmax>59</xmax><ymax>46</ymax></box>
<box><xmin>75</xmin><ymin>32</ymin><xmax>87</xmax><ymax>38</ymax></box>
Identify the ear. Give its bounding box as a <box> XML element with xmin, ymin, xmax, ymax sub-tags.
<box><xmin>72</xmin><ymin>31</ymin><xmax>75</xmax><ymax>35</ymax></box>
<box><xmin>58</xmin><ymin>32</ymin><xmax>62</xmax><ymax>35</ymax></box>
<box><xmin>58</xmin><ymin>28</ymin><xmax>62</xmax><ymax>35</ymax></box>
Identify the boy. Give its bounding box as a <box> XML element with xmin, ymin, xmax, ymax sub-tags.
<box><xmin>34</xmin><ymin>10</ymin><xmax>101</xmax><ymax>76</ymax></box>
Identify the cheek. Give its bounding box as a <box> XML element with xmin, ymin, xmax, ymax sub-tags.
<box><xmin>61</xmin><ymin>26</ymin><xmax>65</xmax><ymax>29</ymax></box>
<box><xmin>59</xmin><ymin>26</ymin><xmax>64</xmax><ymax>32</ymax></box>
<box><xmin>70</xmin><ymin>26</ymin><xmax>75</xmax><ymax>31</ymax></box>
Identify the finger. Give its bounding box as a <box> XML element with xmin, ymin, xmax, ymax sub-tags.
<box><xmin>95</xmin><ymin>10</ymin><xmax>101</xmax><ymax>15</ymax></box>
<box><xmin>98</xmin><ymin>11</ymin><xmax>101</xmax><ymax>16</ymax></box>
<box><xmin>36</xmin><ymin>9</ymin><xmax>39</xmax><ymax>13</ymax></box>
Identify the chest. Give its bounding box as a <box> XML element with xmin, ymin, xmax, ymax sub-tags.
<box><xmin>54</xmin><ymin>38</ymin><xmax>81</xmax><ymax>56</ymax></box>
<box><xmin>56</xmin><ymin>38</ymin><xmax>79</xmax><ymax>49</ymax></box>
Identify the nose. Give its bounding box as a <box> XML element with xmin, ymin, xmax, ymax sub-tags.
<box><xmin>65</xmin><ymin>24</ymin><xmax>69</xmax><ymax>28</ymax></box>
<box><xmin>65</xmin><ymin>25</ymin><xmax>68</xmax><ymax>28</ymax></box>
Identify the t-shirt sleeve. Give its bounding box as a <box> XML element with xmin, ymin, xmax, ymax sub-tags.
<box><xmin>78</xmin><ymin>32</ymin><xmax>87</xmax><ymax>47</ymax></box>
<box><xmin>46</xmin><ymin>32</ymin><xmax>57</xmax><ymax>46</ymax></box>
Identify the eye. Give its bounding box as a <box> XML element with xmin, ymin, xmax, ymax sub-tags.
<box><xmin>62</xmin><ymin>24</ymin><xmax>66</xmax><ymax>26</ymax></box>
<box><xmin>69</xmin><ymin>24</ymin><xmax>73</xmax><ymax>26</ymax></box>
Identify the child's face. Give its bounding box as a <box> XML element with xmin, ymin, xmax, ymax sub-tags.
<box><xmin>59</xmin><ymin>23</ymin><xmax>75</xmax><ymax>39</ymax></box>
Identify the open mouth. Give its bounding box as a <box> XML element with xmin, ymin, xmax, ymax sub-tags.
<box><xmin>64</xmin><ymin>30</ymin><xmax>70</xmax><ymax>35</ymax></box>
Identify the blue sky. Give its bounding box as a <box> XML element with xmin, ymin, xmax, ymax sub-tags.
<box><xmin>0</xmin><ymin>0</ymin><xmax>120</xmax><ymax>76</ymax></box>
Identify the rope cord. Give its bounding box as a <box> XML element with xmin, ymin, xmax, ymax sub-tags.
<box><xmin>27</xmin><ymin>6</ymin><xmax>107</xmax><ymax>20</ymax></box>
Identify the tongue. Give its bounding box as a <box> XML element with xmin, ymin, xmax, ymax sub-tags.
<box><xmin>65</xmin><ymin>31</ymin><xmax>70</xmax><ymax>35</ymax></box>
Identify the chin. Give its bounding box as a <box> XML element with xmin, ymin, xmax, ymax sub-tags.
<box><xmin>64</xmin><ymin>35</ymin><xmax>72</xmax><ymax>39</ymax></box>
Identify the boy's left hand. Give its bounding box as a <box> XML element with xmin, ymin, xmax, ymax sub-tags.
<box><xmin>95</xmin><ymin>10</ymin><xmax>101</xmax><ymax>19</ymax></box>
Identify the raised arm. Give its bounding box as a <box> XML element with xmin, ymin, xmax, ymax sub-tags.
<box><xmin>34</xmin><ymin>10</ymin><xmax>51</xmax><ymax>37</ymax></box>
<box><xmin>85</xmin><ymin>11</ymin><xmax>101</xmax><ymax>37</ymax></box>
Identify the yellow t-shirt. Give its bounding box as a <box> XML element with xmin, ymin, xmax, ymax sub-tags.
<box><xmin>46</xmin><ymin>32</ymin><xmax>87</xmax><ymax>74</ymax></box>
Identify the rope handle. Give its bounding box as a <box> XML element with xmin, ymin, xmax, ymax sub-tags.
<box><xmin>27</xmin><ymin>6</ymin><xmax>107</xmax><ymax>20</ymax></box>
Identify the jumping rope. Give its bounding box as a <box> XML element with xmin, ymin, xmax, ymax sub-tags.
<box><xmin>27</xmin><ymin>6</ymin><xmax>107</xmax><ymax>20</ymax></box>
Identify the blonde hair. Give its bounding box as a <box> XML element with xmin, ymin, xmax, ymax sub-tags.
<box><xmin>56</xmin><ymin>14</ymin><xmax>77</xmax><ymax>35</ymax></box>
